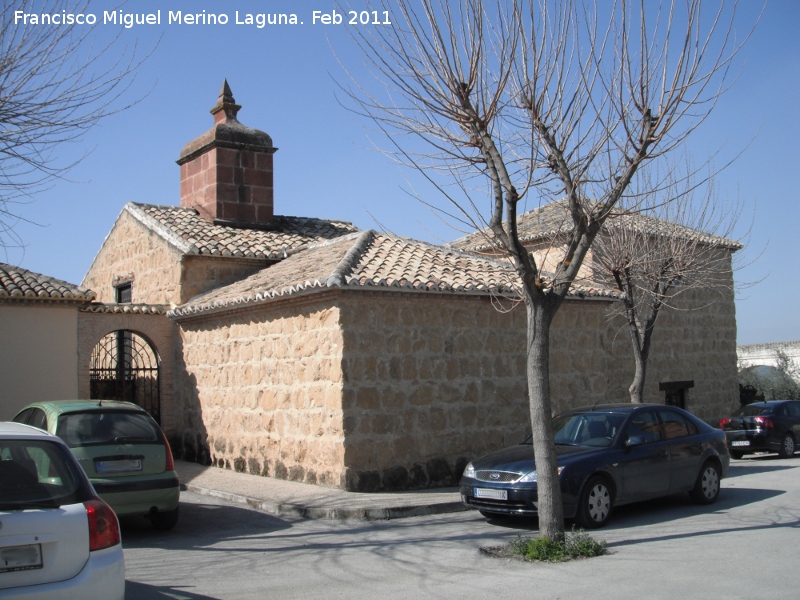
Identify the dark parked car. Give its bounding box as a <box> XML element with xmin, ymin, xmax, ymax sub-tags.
<box><xmin>720</xmin><ymin>400</ymin><xmax>800</xmax><ymax>459</ymax></box>
<box><xmin>459</xmin><ymin>404</ymin><xmax>729</xmax><ymax>528</ymax></box>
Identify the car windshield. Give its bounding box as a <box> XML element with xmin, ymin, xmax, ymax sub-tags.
<box><xmin>522</xmin><ymin>412</ymin><xmax>627</xmax><ymax>448</ymax></box>
<box><xmin>56</xmin><ymin>411</ymin><xmax>160</xmax><ymax>448</ymax></box>
<box><xmin>0</xmin><ymin>440</ymin><xmax>91</xmax><ymax>510</ymax></box>
<box><xmin>734</xmin><ymin>404</ymin><xmax>775</xmax><ymax>417</ymax></box>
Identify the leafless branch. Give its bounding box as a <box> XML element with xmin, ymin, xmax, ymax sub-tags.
<box><xmin>593</xmin><ymin>161</ymin><xmax>746</xmax><ymax>401</ymax></box>
<box><xmin>338</xmin><ymin>0</ymin><xmax>752</xmax><ymax>539</ymax></box>
<box><xmin>0</xmin><ymin>0</ymin><xmax>149</xmax><ymax>253</ymax></box>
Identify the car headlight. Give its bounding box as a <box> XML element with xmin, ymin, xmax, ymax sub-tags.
<box><xmin>518</xmin><ymin>466</ymin><xmax>565</xmax><ymax>483</ymax></box>
<box><xmin>462</xmin><ymin>462</ymin><xmax>476</xmax><ymax>479</ymax></box>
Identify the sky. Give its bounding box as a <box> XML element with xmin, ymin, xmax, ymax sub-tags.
<box><xmin>5</xmin><ymin>0</ymin><xmax>798</xmax><ymax>345</ymax></box>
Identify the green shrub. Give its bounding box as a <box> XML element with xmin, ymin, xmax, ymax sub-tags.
<box><xmin>509</xmin><ymin>528</ymin><xmax>606</xmax><ymax>562</ymax></box>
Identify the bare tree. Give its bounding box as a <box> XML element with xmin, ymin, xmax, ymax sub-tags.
<box><xmin>342</xmin><ymin>0</ymin><xmax>749</xmax><ymax>539</ymax></box>
<box><xmin>592</xmin><ymin>168</ymin><xmax>743</xmax><ymax>403</ymax></box>
<box><xmin>0</xmin><ymin>0</ymin><xmax>143</xmax><ymax>253</ymax></box>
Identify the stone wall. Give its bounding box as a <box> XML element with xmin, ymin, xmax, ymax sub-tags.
<box><xmin>621</xmin><ymin>263</ymin><xmax>740</xmax><ymax>422</ymax></box>
<box><xmin>338</xmin><ymin>292</ymin><xmax>626</xmax><ymax>491</ymax></box>
<box><xmin>173</xmin><ymin>295</ymin><xmax>346</xmax><ymax>488</ymax></box>
<box><xmin>171</xmin><ymin>280</ymin><xmax>738</xmax><ymax>492</ymax></box>
<box><xmin>180</xmin><ymin>256</ymin><xmax>270</xmax><ymax>304</ymax></box>
<box><xmin>83</xmin><ymin>210</ymin><xmax>184</xmax><ymax>305</ymax></box>
<box><xmin>338</xmin><ymin>284</ymin><xmax>738</xmax><ymax>491</ymax></box>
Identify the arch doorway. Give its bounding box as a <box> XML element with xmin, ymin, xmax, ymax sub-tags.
<box><xmin>89</xmin><ymin>330</ymin><xmax>161</xmax><ymax>424</ymax></box>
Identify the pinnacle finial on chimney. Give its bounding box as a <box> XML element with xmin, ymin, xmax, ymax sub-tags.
<box><xmin>219</xmin><ymin>79</ymin><xmax>235</xmax><ymax>104</ymax></box>
<box><xmin>210</xmin><ymin>78</ymin><xmax>241</xmax><ymax>123</ymax></box>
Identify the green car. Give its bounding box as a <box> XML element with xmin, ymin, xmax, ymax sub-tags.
<box><xmin>12</xmin><ymin>400</ymin><xmax>180</xmax><ymax>530</ymax></box>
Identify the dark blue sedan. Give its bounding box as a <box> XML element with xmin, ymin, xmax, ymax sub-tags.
<box><xmin>459</xmin><ymin>404</ymin><xmax>729</xmax><ymax>528</ymax></box>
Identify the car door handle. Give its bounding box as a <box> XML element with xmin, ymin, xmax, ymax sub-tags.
<box><xmin>659</xmin><ymin>450</ymin><xmax>669</xmax><ymax>459</ymax></box>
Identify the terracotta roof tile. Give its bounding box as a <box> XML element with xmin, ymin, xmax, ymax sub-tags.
<box><xmin>125</xmin><ymin>202</ymin><xmax>359</xmax><ymax>260</ymax></box>
<box><xmin>450</xmin><ymin>199</ymin><xmax>742</xmax><ymax>252</ymax></box>
<box><xmin>0</xmin><ymin>263</ymin><xmax>95</xmax><ymax>302</ymax></box>
<box><xmin>170</xmin><ymin>231</ymin><xmax>620</xmax><ymax>319</ymax></box>
<box><xmin>80</xmin><ymin>303</ymin><xmax>168</xmax><ymax>314</ymax></box>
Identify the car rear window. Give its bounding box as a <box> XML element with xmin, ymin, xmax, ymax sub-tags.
<box><xmin>734</xmin><ymin>404</ymin><xmax>775</xmax><ymax>417</ymax></box>
<box><xmin>56</xmin><ymin>411</ymin><xmax>160</xmax><ymax>448</ymax></box>
<box><xmin>0</xmin><ymin>440</ymin><xmax>93</xmax><ymax>510</ymax></box>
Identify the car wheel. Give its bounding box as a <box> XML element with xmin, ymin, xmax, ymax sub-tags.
<box><xmin>729</xmin><ymin>450</ymin><xmax>744</xmax><ymax>460</ymax></box>
<box><xmin>151</xmin><ymin>506</ymin><xmax>179</xmax><ymax>531</ymax></box>
<box><xmin>689</xmin><ymin>461</ymin><xmax>720</xmax><ymax>505</ymax></box>
<box><xmin>778</xmin><ymin>433</ymin><xmax>796</xmax><ymax>459</ymax></box>
<box><xmin>575</xmin><ymin>475</ymin><xmax>613</xmax><ymax>529</ymax></box>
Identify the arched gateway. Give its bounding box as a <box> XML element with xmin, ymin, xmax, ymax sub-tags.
<box><xmin>89</xmin><ymin>330</ymin><xmax>161</xmax><ymax>424</ymax></box>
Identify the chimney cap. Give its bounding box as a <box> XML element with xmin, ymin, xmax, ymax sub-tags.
<box><xmin>177</xmin><ymin>80</ymin><xmax>275</xmax><ymax>165</ymax></box>
<box><xmin>210</xmin><ymin>79</ymin><xmax>242</xmax><ymax>121</ymax></box>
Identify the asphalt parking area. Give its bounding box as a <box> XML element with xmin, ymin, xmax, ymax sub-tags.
<box><xmin>122</xmin><ymin>455</ymin><xmax>800</xmax><ymax>600</ymax></box>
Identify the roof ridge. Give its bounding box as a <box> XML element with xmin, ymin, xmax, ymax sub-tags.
<box><xmin>283</xmin><ymin>229</ymin><xmax>364</xmax><ymax>259</ymax></box>
<box><xmin>327</xmin><ymin>230</ymin><xmax>375</xmax><ymax>287</ymax></box>
<box><xmin>127</xmin><ymin>201</ymin><xmax>355</xmax><ymax>225</ymax></box>
<box><xmin>451</xmin><ymin>198</ymin><xmax>742</xmax><ymax>251</ymax></box>
<box><xmin>125</xmin><ymin>203</ymin><xmax>197</xmax><ymax>254</ymax></box>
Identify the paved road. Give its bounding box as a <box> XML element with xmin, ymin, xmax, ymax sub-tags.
<box><xmin>122</xmin><ymin>455</ymin><xmax>800</xmax><ymax>599</ymax></box>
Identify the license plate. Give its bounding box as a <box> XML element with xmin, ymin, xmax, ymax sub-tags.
<box><xmin>474</xmin><ymin>488</ymin><xmax>508</xmax><ymax>501</ymax></box>
<box><xmin>731</xmin><ymin>441</ymin><xmax>750</xmax><ymax>447</ymax></box>
<box><xmin>96</xmin><ymin>459</ymin><xmax>142</xmax><ymax>474</ymax></box>
<box><xmin>0</xmin><ymin>544</ymin><xmax>42</xmax><ymax>573</ymax></box>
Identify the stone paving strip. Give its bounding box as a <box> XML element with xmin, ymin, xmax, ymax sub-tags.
<box><xmin>175</xmin><ymin>460</ymin><xmax>466</xmax><ymax>520</ymax></box>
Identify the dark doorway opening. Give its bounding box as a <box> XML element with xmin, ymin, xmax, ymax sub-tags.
<box><xmin>659</xmin><ymin>380</ymin><xmax>695</xmax><ymax>411</ymax></box>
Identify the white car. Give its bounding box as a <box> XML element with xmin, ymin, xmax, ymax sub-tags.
<box><xmin>0</xmin><ymin>422</ymin><xmax>124</xmax><ymax>599</ymax></box>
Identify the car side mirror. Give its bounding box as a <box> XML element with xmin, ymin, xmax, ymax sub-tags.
<box><xmin>625</xmin><ymin>435</ymin><xmax>646</xmax><ymax>448</ymax></box>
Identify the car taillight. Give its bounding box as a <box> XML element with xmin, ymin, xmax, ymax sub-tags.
<box><xmin>719</xmin><ymin>418</ymin><xmax>731</xmax><ymax>429</ymax></box>
<box><xmin>84</xmin><ymin>498</ymin><xmax>121</xmax><ymax>551</ymax></box>
<box><xmin>161</xmin><ymin>431</ymin><xmax>175</xmax><ymax>471</ymax></box>
<box><xmin>754</xmin><ymin>417</ymin><xmax>774</xmax><ymax>429</ymax></box>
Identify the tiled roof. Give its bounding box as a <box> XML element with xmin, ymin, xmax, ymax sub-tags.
<box><xmin>124</xmin><ymin>202</ymin><xmax>360</xmax><ymax>260</ymax></box>
<box><xmin>80</xmin><ymin>303</ymin><xmax>168</xmax><ymax>314</ymax></box>
<box><xmin>0</xmin><ymin>263</ymin><xmax>95</xmax><ymax>302</ymax></box>
<box><xmin>169</xmin><ymin>230</ymin><xmax>620</xmax><ymax>319</ymax></box>
<box><xmin>449</xmin><ymin>199</ymin><xmax>742</xmax><ymax>252</ymax></box>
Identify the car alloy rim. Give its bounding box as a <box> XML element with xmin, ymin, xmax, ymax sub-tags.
<box><xmin>785</xmin><ymin>437</ymin><xmax>795</xmax><ymax>455</ymax></box>
<box><xmin>588</xmin><ymin>483</ymin><xmax>611</xmax><ymax>522</ymax></box>
<box><xmin>702</xmin><ymin>467</ymin><xmax>719</xmax><ymax>499</ymax></box>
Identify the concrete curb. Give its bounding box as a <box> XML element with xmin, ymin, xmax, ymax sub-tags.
<box><xmin>183</xmin><ymin>483</ymin><xmax>468</xmax><ymax>521</ymax></box>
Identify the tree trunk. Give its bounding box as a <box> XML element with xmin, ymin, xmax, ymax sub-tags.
<box><xmin>525</xmin><ymin>297</ymin><xmax>564</xmax><ymax>540</ymax></box>
<box><xmin>621</xmin><ymin>296</ymin><xmax>647</xmax><ymax>404</ymax></box>
<box><xmin>624</xmin><ymin>300</ymin><xmax>659</xmax><ymax>404</ymax></box>
<box><xmin>628</xmin><ymin>347</ymin><xmax>646</xmax><ymax>403</ymax></box>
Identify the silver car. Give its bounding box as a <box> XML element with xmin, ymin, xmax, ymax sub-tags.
<box><xmin>0</xmin><ymin>422</ymin><xmax>124</xmax><ymax>599</ymax></box>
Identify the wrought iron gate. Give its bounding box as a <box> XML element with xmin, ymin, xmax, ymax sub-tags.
<box><xmin>89</xmin><ymin>330</ymin><xmax>161</xmax><ymax>424</ymax></box>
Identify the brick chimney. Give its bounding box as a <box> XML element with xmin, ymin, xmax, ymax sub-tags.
<box><xmin>177</xmin><ymin>80</ymin><xmax>277</xmax><ymax>227</ymax></box>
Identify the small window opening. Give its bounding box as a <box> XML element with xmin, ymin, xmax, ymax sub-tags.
<box><xmin>115</xmin><ymin>282</ymin><xmax>132</xmax><ymax>304</ymax></box>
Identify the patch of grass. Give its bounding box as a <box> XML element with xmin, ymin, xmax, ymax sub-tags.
<box><xmin>508</xmin><ymin>528</ymin><xmax>607</xmax><ymax>562</ymax></box>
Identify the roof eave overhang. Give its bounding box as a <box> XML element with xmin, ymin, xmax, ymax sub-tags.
<box><xmin>168</xmin><ymin>281</ymin><xmax>619</xmax><ymax>323</ymax></box>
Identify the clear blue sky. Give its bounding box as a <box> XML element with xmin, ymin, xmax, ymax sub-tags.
<box><xmin>6</xmin><ymin>0</ymin><xmax>798</xmax><ymax>345</ymax></box>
